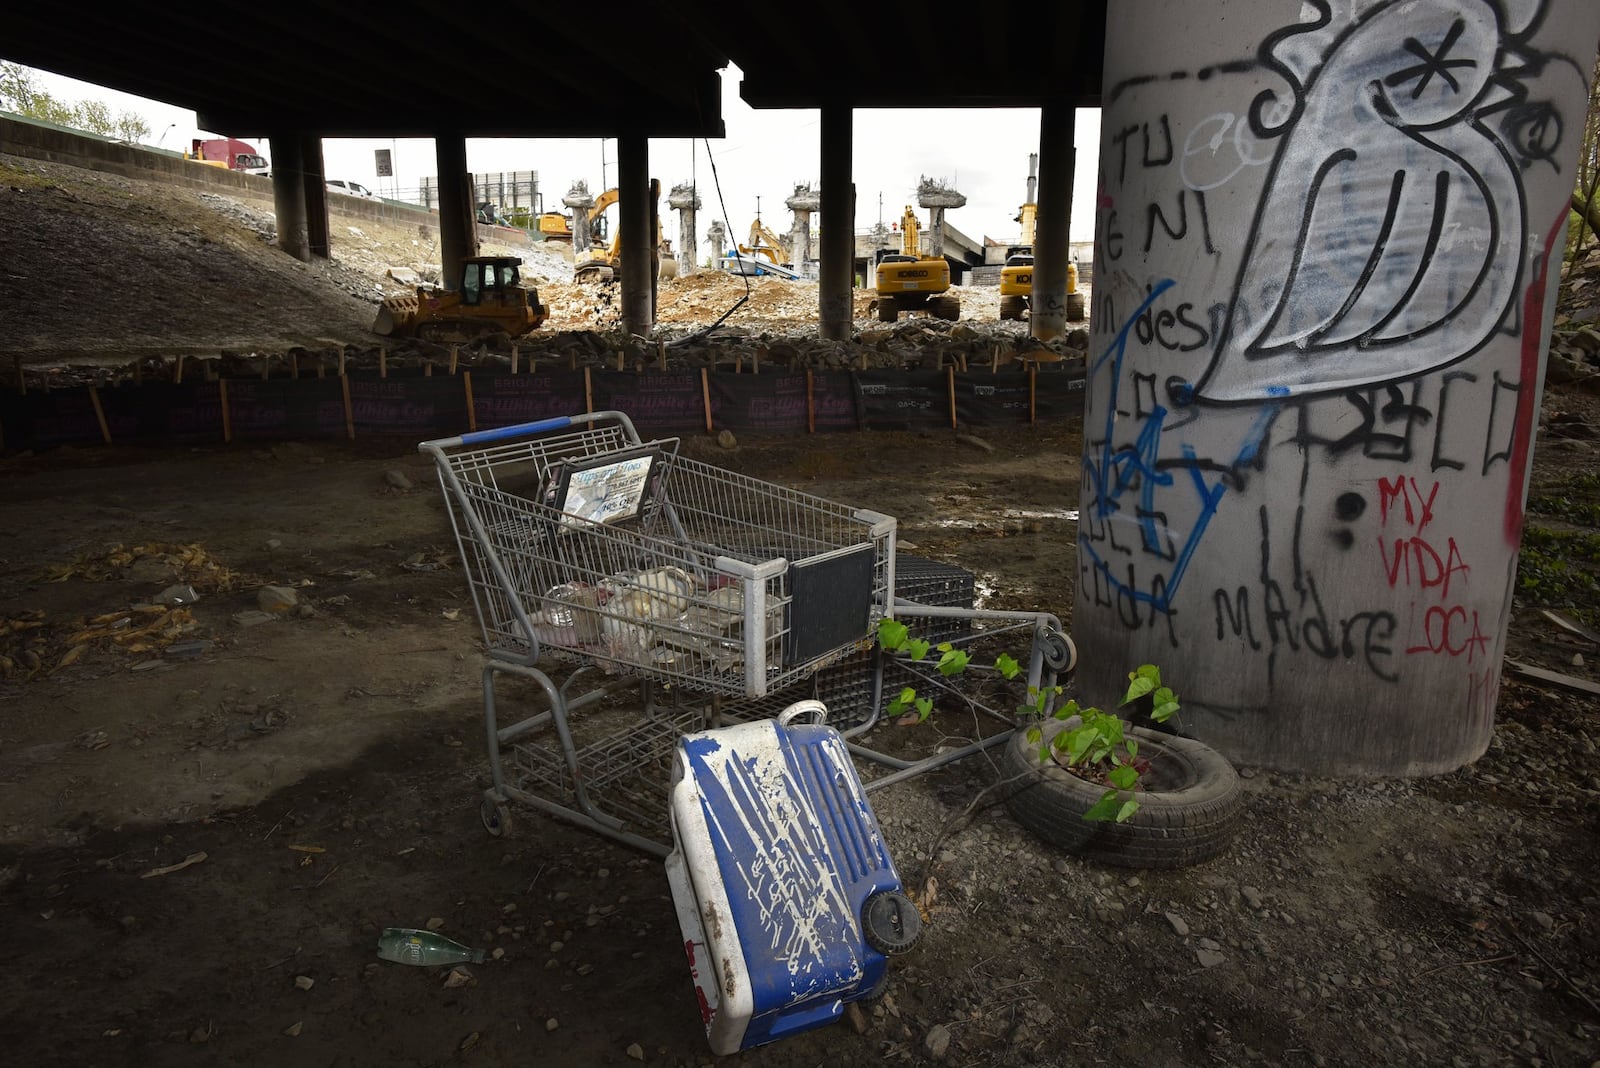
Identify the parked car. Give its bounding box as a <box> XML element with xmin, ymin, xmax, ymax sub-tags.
<box><xmin>326</xmin><ymin>179</ymin><xmax>380</xmax><ymax>201</ymax></box>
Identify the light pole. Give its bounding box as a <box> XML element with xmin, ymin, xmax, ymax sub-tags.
<box><xmin>156</xmin><ymin>123</ymin><xmax>176</xmax><ymax>149</ymax></box>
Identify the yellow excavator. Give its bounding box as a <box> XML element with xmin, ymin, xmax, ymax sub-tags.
<box><xmin>999</xmin><ymin>155</ymin><xmax>1084</xmax><ymax>322</ymax></box>
<box><xmin>738</xmin><ymin>217</ymin><xmax>790</xmax><ymax>271</ymax></box>
<box><xmin>573</xmin><ymin>185</ymin><xmax>669</xmax><ymax>283</ymax></box>
<box><xmin>371</xmin><ymin>255</ymin><xmax>548</xmax><ymax>342</ymax></box>
<box><xmin>999</xmin><ymin>173</ymin><xmax>1038</xmax><ymax>321</ymax></box>
<box><xmin>873</xmin><ymin>205</ymin><xmax>959</xmax><ymax>323</ymax></box>
<box><xmin>574</xmin><ymin>187</ymin><xmax>621</xmax><ymax>281</ymax></box>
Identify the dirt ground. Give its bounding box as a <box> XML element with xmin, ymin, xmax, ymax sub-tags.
<box><xmin>3</xmin><ymin>153</ymin><xmax>1600</xmax><ymax>1068</ymax></box>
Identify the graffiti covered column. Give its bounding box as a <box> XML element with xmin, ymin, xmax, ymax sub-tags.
<box><xmin>1077</xmin><ymin>1</ymin><xmax>1600</xmax><ymax>774</ymax></box>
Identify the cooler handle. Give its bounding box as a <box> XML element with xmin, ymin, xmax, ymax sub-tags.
<box><xmin>777</xmin><ymin>700</ymin><xmax>828</xmax><ymax>727</ymax></box>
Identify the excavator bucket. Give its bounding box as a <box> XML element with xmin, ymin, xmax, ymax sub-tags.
<box><xmin>372</xmin><ymin>293</ymin><xmax>419</xmax><ymax>336</ymax></box>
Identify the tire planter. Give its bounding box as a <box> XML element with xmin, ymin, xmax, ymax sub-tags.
<box><xmin>1001</xmin><ymin>717</ymin><xmax>1243</xmax><ymax>869</ymax></box>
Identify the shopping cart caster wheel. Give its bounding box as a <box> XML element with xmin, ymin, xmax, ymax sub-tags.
<box><xmin>862</xmin><ymin>890</ymin><xmax>923</xmax><ymax>955</ymax></box>
<box><xmin>1041</xmin><ymin>630</ymin><xmax>1077</xmax><ymax>675</ymax></box>
<box><xmin>479</xmin><ymin>798</ymin><xmax>513</xmax><ymax>838</ymax></box>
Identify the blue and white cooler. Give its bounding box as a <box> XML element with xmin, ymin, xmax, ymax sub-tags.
<box><xmin>665</xmin><ymin>701</ymin><xmax>923</xmax><ymax>1055</ymax></box>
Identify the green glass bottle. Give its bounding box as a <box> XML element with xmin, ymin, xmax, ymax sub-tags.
<box><xmin>376</xmin><ymin>927</ymin><xmax>486</xmax><ymax>966</ymax></box>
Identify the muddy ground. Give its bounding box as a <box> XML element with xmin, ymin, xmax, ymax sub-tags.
<box><xmin>2</xmin><ymin>153</ymin><xmax>1600</xmax><ymax>1068</ymax></box>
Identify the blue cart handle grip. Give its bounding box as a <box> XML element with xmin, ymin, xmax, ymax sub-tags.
<box><xmin>456</xmin><ymin>416</ymin><xmax>573</xmax><ymax>447</ymax></box>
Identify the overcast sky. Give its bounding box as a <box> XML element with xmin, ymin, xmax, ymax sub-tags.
<box><xmin>22</xmin><ymin>62</ymin><xmax>1101</xmax><ymax>247</ymax></box>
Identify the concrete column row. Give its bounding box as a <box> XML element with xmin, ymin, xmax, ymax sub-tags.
<box><xmin>265</xmin><ymin>97</ymin><xmax>1077</xmax><ymax>332</ymax></box>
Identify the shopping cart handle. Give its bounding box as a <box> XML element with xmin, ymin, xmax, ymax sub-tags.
<box><xmin>430</xmin><ymin>417</ymin><xmax>574</xmax><ymax>450</ymax></box>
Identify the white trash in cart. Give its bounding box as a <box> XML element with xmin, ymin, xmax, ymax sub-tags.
<box><xmin>666</xmin><ymin>701</ymin><xmax>922</xmax><ymax>1055</ymax></box>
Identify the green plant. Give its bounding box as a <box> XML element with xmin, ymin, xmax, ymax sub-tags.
<box><xmin>875</xmin><ymin>619</ymin><xmax>1178</xmax><ymax>823</ymax></box>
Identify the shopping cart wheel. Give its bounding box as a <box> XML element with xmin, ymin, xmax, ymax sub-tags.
<box><xmin>479</xmin><ymin>798</ymin><xmax>513</xmax><ymax>838</ymax></box>
<box><xmin>1041</xmin><ymin>629</ymin><xmax>1077</xmax><ymax>675</ymax></box>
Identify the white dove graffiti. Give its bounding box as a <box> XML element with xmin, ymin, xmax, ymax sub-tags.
<box><xmin>1195</xmin><ymin>0</ymin><xmax>1530</xmax><ymax>402</ymax></box>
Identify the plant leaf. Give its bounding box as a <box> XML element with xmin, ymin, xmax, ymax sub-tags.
<box><xmin>936</xmin><ymin>648</ymin><xmax>970</xmax><ymax>677</ymax></box>
<box><xmin>905</xmin><ymin>639</ymin><xmax>930</xmax><ymax>661</ymax></box>
<box><xmin>1065</xmin><ymin>725</ymin><xmax>1097</xmax><ymax>764</ymax></box>
<box><xmin>1108</xmin><ymin>764</ymin><xmax>1138</xmax><ymax>789</ymax></box>
<box><xmin>1115</xmin><ymin>798</ymin><xmax>1140</xmax><ymax>822</ymax></box>
<box><xmin>1082</xmin><ymin>790</ymin><xmax>1124</xmax><ymax>822</ymax></box>
<box><xmin>994</xmin><ymin>653</ymin><xmax>1021</xmax><ymax>679</ymax></box>
<box><xmin>1151</xmin><ymin>686</ymin><xmax>1179</xmax><ymax>722</ymax></box>
<box><xmin>877</xmin><ymin>619</ymin><xmax>908</xmax><ymax>650</ymax></box>
<box><xmin>914</xmin><ymin>697</ymin><xmax>933</xmax><ymax>721</ymax></box>
<box><xmin>886</xmin><ymin>686</ymin><xmax>918</xmax><ymax>716</ymax></box>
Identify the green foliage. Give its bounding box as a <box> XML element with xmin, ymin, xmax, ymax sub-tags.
<box><xmin>876</xmin><ymin>619</ymin><xmax>1178</xmax><ymax>824</ymax></box>
<box><xmin>1517</xmin><ymin>471</ymin><xmax>1600</xmax><ymax>628</ymax></box>
<box><xmin>1517</xmin><ymin>527</ymin><xmax>1600</xmax><ymax>626</ymax></box>
<box><xmin>1526</xmin><ymin>472</ymin><xmax>1600</xmax><ymax>527</ymax></box>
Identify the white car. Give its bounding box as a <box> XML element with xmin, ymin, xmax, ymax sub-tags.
<box><xmin>326</xmin><ymin>179</ymin><xmax>380</xmax><ymax>201</ymax></box>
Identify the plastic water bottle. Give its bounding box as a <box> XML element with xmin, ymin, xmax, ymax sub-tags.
<box><xmin>376</xmin><ymin>927</ymin><xmax>485</xmax><ymax>966</ymax></box>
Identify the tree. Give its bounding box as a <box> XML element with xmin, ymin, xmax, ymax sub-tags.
<box><xmin>1566</xmin><ymin>52</ymin><xmax>1600</xmax><ymax>270</ymax></box>
<box><xmin>114</xmin><ymin>112</ymin><xmax>151</xmax><ymax>144</ymax></box>
<box><xmin>0</xmin><ymin>62</ymin><xmax>41</xmax><ymax>112</ymax></box>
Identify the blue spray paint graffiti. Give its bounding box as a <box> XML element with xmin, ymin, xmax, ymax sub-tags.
<box><xmin>1083</xmin><ymin>279</ymin><xmax>1281</xmax><ymax>619</ymax></box>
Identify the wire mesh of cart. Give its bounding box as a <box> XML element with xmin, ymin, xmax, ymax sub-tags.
<box><xmin>708</xmin><ymin>557</ymin><xmax>1078</xmax><ymax>794</ymax></box>
<box><xmin>420</xmin><ymin>411</ymin><xmax>903</xmax><ymax>855</ymax></box>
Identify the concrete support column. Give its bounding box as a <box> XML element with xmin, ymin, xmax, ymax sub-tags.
<box><xmin>299</xmin><ymin>135</ymin><xmax>329</xmax><ymax>259</ymax></box>
<box><xmin>707</xmin><ymin>220</ymin><xmax>727</xmax><ymax>267</ymax></box>
<box><xmin>668</xmin><ymin>182</ymin><xmax>702</xmax><ymax>277</ymax></box>
<box><xmin>818</xmin><ymin>103</ymin><xmax>854</xmax><ymax>340</ymax></box>
<box><xmin>617</xmin><ymin>131</ymin><xmax>653</xmax><ymax>337</ymax></box>
<box><xmin>433</xmin><ymin>135</ymin><xmax>476</xmax><ymax>292</ymax></box>
<box><xmin>1031</xmin><ymin>102</ymin><xmax>1075</xmax><ymax>342</ymax></box>
<box><xmin>1076</xmin><ymin>1</ymin><xmax>1600</xmax><ymax>775</ymax></box>
<box><xmin>268</xmin><ymin>134</ymin><xmax>310</xmax><ymax>262</ymax></box>
<box><xmin>564</xmin><ymin>182</ymin><xmax>596</xmax><ymax>255</ymax></box>
<box><xmin>926</xmin><ymin>207</ymin><xmax>947</xmax><ymax>258</ymax></box>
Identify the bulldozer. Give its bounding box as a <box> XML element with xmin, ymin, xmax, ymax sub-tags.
<box><xmin>371</xmin><ymin>255</ymin><xmax>548</xmax><ymax>342</ymax></box>
<box><xmin>873</xmin><ymin>205</ymin><xmax>959</xmax><ymax>323</ymax></box>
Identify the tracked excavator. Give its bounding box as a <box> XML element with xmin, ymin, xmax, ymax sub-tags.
<box><xmin>371</xmin><ymin>255</ymin><xmax>548</xmax><ymax>342</ymax></box>
<box><xmin>738</xmin><ymin>216</ymin><xmax>790</xmax><ymax>271</ymax></box>
<box><xmin>873</xmin><ymin>205</ymin><xmax>959</xmax><ymax>323</ymax></box>
<box><xmin>999</xmin><ymin>162</ymin><xmax>1038</xmax><ymax>321</ymax></box>
<box><xmin>999</xmin><ymin>155</ymin><xmax>1084</xmax><ymax>322</ymax></box>
<box><xmin>572</xmin><ymin>185</ymin><xmax>671</xmax><ymax>283</ymax></box>
<box><xmin>573</xmin><ymin>187</ymin><xmax>620</xmax><ymax>282</ymax></box>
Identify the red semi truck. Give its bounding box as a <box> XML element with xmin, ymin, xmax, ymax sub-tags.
<box><xmin>189</xmin><ymin>137</ymin><xmax>270</xmax><ymax>175</ymax></box>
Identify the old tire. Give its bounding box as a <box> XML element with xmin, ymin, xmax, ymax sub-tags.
<box><xmin>877</xmin><ymin>300</ymin><xmax>898</xmax><ymax>323</ymax></box>
<box><xmin>1066</xmin><ymin>292</ymin><xmax>1087</xmax><ymax>322</ymax></box>
<box><xmin>999</xmin><ymin>295</ymin><xmax>1026</xmax><ymax>321</ymax></box>
<box><xmin>1001</xmin><ymin>718</ymin><xmax>1241</xmax><ymax>869</ymax></box>
<box><xmin>933</xmin><ymin>295</ymin><xmax>961</xmax><ymax>321</ymax></box>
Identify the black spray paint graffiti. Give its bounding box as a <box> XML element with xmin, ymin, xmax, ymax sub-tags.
<box><xmin>1192</xmin><ymin>0</ymin><xmax>1560</xmax><ymax>403</ymax></box>
<box><xmin>1084</xmin><ymin>0</ymin><xmax>1584</xmax><ymax>685</ymax></box>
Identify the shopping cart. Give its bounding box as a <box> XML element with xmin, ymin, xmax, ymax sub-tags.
<box><xmin>420</xmin><ymin>412</ymin><xmax>1073</xmax><ymax>855</ymax></box>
